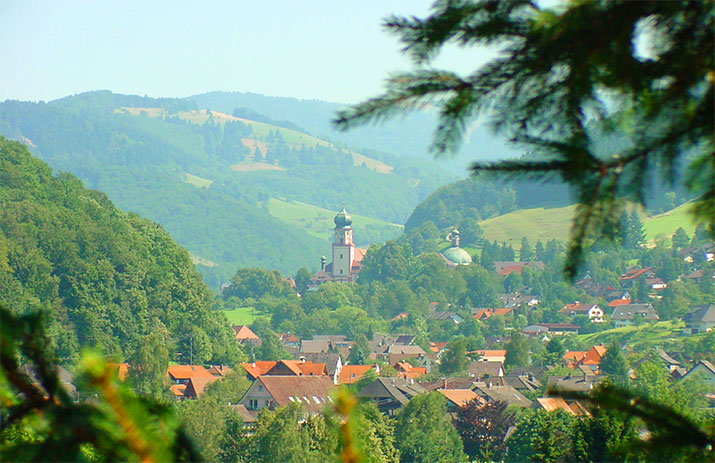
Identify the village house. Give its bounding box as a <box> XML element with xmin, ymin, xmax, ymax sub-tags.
<box><xmin>472</xmin><ymin>307</ymin><xmax>514</xmax><ymax>321</ymax></box>
<box><xmin>233</xmin><ymin>325</ymin><xmax>261</xmax><ymax>346</ymax></box>
<box><xmin>473</xmin><ymin>383</ymin><xmax>532</xmax><ymax>408</ymax></box>
<box><xmin>611</xmin><ymin>303</ymin><xmax>660</xmax><ymax>327</ymax></box>
<box><xmin>297</xmin><ymin>352</ymin><xmax>343</xmax><ymax>384</ymax></box>
<box><xmin>563</xmin><ymin>345</ymin><xmax>607</xmax><ymax>372</ymax></box>
<box><xmin>394</xmin><ymin>361</ymin><xmax>427</xmax><ymax>380</ymax></box>
<box><xmin>682</xmin><ymin>303</ymin><xmax>715</xmax><ymax>335</ymax></box>
<box><xmin>682</xmin><ymin>360</ymin><xmax>715</xmax><ymax>392</ymax></box>
<box><xmin>239</xmin><ymin>375</ymin><xmax>335</xmax><ymax>415</ymax></box>
<box><xmin>437</xmin><ymin>389</ymin><xmax>484</xmax><ymax>413</ymax></box>
<box><xmin>239</xmin><ymin>360</ymin><xmax>328</xmax><ymax>380</ymax></box>
<box><xmin>467</xmin><ymin>361</ymin><xmax>505</xmax><ymax>379</ymax></box>
<box><xmin>356</xmin><ymin>377</ymin><xmax>426</xmax><ymax>415</ymax></box>
<box><xmin>532</xmin><ymin>397</ymin><xmax>590</xmax><ymax>416</ymax></box>
<box><xmin>559</xmin><ymin>302</ymin><xmax>605</xmax><ymax>322</ymax></box>
<box><xmin>167</xmin><ymin>365</ymin><xmax>219</xmax><ymax>399</ymax></box>
<box><xmin>337</xmin><ymin>364</ymin><xmax>379</xmax><ymax>384</ymax></box>
<box><xmin>494</xmin><ymin>261</ymin><xmax>545</xmax><ymax>277</ymax></box>
<box><xmin>499</xmin><ymin>292</ymin><xmax>540</xmax><ymax>308</ymax></box>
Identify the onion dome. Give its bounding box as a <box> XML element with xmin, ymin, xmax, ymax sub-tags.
<box><xmin>442</xmin><ymin>247</ymin><xmax>473</xmax><ymax>265</ymax></box>
<box><xmin>334</xmin><ymin>207</ymin><xmax>352</xmax><ymax>228</ymax></box>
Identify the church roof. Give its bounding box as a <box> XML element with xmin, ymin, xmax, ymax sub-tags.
<box><xmin>334</xmin><ymin>207</ymin><xmax>352</xmax><ymax>228</ymax></box>
<box><xmin>442</xmin><ymin>246</ymin><xmax>473</xmax><ymax>265</ymax></box>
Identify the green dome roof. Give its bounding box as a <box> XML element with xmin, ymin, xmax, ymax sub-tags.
<box><xmin>334</xmin><ymin>207</ymin><xmax>352</xmax><ymax>228</ymax></box>
<box><xmin>442</xmin><ymin>246</ymin><xmax>473</xmax><ymax>265</ymax></box>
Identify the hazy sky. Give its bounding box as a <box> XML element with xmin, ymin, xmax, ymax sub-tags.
<box><xmin>1</xmin><ymin>1</ymin><xmax>494</xmax><ymax>104</ymax></box>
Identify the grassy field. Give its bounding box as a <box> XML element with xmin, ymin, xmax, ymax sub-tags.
<box><xmin>577</xmin><ymin>320</ymin><xmax>686</xmax><ymax>349</ymax></box>
<box><xmin>480</xmin><ymin>205</ymin><xmax>576</xmax><ymax>247</ymax></box>
<box><xmin>478</xmin><ymin>201</ymin><xmax>702</xmax><ymax>250</ymax></box>
<box><xmin>220</xmin><ymin>307</ymin><xmax>268</xmax><ymax>325</ymax></box>
<box><xmin>643</xmin><ymin>202</ymin><xmax>699</xmax><ymax>241</ymax></box>
<box><xmin>182</xmin><ymin>172</ymin><xmax>213</xmax><ymax>188</ymax></box>
<box><xmin>267</xmin><ymin>198</ymin><xmax>402</xmax><ymax>242</ymax></box>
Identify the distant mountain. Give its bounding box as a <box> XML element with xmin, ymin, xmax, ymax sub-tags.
<box><xmin>0</xmin><ymin>138</ymin><xmax>239</xmax><ymax>363</ymax></box>
<box><xmin>188</xmin><ymin>91</ymin><xmax>521</xmax><ymax>175</ymax></box>
<box><xmin>0</xmin><ymin>91</ymin><xmax>456</xmax><ymax>287</ymax></box>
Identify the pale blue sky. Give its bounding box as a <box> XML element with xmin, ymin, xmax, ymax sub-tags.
<box><xmin>1</xmin><ymin>1</ymin><xmax>494</xmax><ymax>104</ymax></box>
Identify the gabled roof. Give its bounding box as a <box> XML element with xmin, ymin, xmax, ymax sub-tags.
<box><xmin>494</xmin><ymin>261</ymin><xmax>545</xmax><ymax>277</ymax></box>
<box><xmin>429</xmin><ymin>342</ymin><xmax>448</xmax><ymax>353</ymax></box>
<box><xmin>167</xmin><ymin>365</ymin><xmax>214</xmax><ymax>381</ymax></box>
<box><xmin>619</xmin><ymin>267</ymin><xmax>654</xmax><ymax>280</ymax></box>
<box><xmin>240</xmin><ymin>361</ymin><xmax>279</xmax><ymax>379</ymax></box>
<box><xmin>611</xmin><ymin>304</ymin><xmax>659</xmax><ymax>321</ymax></box>
<box><xmin>472</xmin><ymin>308</ymin><xmax>514</xmax><ymax>320</ymax></box>
<box><xmin>473</xmin><ymin>384</ymin><xmax>532</xmax><ymax>407</ymax></box>
<box><xmin>438</xmin><ymin>389</ymin><xmax>483</xmax><ymax>408</ymax></box>
<box><xmin>240</xmin><ymin>360</ymin><xmax>327</xmax><ymax>378</ymax></box>
<box><xmin>684</xmin><ymin>360</ymin><xmax>715</xmax><ymax>379</ymax></box>
<box><xmin>299</xmin><ymin>353</ymin><xmax>342</xmax><ymax>375</ymax></box>
<box><xmin>255</xmin><ymin>376</ymin><xmax>335</xmax><ymax>413</ymax></box>
<box><xmin>682</xmin><ymin>304</ymin><xmax>715</xmax><ymax>324</ymax></box>
<box><xmin>356</xmin><ymin>377</ymin><xmax>426</xmax><ymax>404</ymax></box>
<box><xmin>184</xmin><ymin>376</ymin><xmax>220</xmax><ymax>398</ymax></box>
<box><xmin>559</xmin><ymin>302</ymin><xmax>598</xmax><ymax>314</ymax></box>
<box><xmin>394</xmin><ymin>361</ymin><xmax>427</xmax><ymax>379</ymax></box>
<box><xmin>233</xmin><ymin>325</ymin><xmax>259</xmax><ymax>340</ymax></box>
<box><xmin>467</xmin><ymin>361</ymin><xmax>504</xmax><ymax>378</ymax></box>
<box><xmin>301</xmin><ymin>339</ymin><xmax>331</xmax><ymax>354</ymax></box>
<box><xmin>338</xmin><ymin>365</ymin><xmax>378</xmax><ymax>384</ymax></box>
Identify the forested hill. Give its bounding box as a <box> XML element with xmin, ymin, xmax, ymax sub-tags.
<box><xmin>188</xmin><ymin>91</ymin><xmax>520</xmax><ymax>174</ymax></box>
<box><xmin>0</xmin><ymin>138</ymin><xmax>240</xmax><ymax>364</ymax></box>
<box><xmin>0</xmin><ymin>91</ymin><xmax>456</xmax><ymax>287</ymax></box>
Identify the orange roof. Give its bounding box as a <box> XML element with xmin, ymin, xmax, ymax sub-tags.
<box><xmin>394</xmin><ymin>361</ymin><xmax>427</xmax><ymax>379</ymax></box>
<box><xmin>338</xmin><ymin>365</ymin><xmax>378</xmax><ymax>384</ymax></box>
<box><xmin>535</xmin><ymin>397</ymin><xmax>575</xmax><ymax>414</ymax></box>
<box><xmin>559</xmin><ymin>302</ymin><xmax>595</xmax><ymax>314</ymax></box>
<box><xmin>437</xmin><ymin>389</ymin><xmax>482</xmax><ymax>407</ymax></box>
<box><xmin>391</xmin><ymin>312</ymin><xmax>409</xmax><ymax>322</ymax></box>
<box><xmin>184</xmin><ymin>376</ymin><xmax>220</xmax><ymax>398</ymax></box>
<box><xmin>167</xmin><ymin>365</ymin><xmax>214</xmax><ymax>381</ymax></box>
<box><xmin>583</xmin><ymin>345</ymin><xmax>606</xmax><ymax>365</ymax></box>
<box><xmin>430</xmin><ymin>342</ymin><xmax>448</xmax><ymax>353</ymax></box>
<box><xmin>208</xmin><ymin>365</ymin><xmax>232</xmax><ymax>377</ymax></box>
<box><xmin>109</xmin><ymin>363</ymin><xmax>129</xmax><ymax>381</ymax></box>
<box><xmin>233</xmin><ymin>325</ymin><xmax>259</xmax><ymax>340</ymax></box>
<box><xmin>240</xmin><ymin>361</ymin><xmax>278</xmax><ymax>379</ymax></box>
<box><xmin>619</xmin><ymin>267</ymin><xmax>653</xmax><ymax>280</ymax></box>
<box><xmin>353</xmin><ymin>248</ymin><xmax>367</xmax><ymax>264</ymax></box>
<box><xmin>563</xmin><ymin>351</ymin><xmax>587</xmax><ymax>362</ymax></box>
<box><xmin>473</xmin><ymin>308</ymin><xmax>513</xmax><ymax>320</ymax></box>
<box><xmin>608</xmin><ymin>298</ymin><xmax>632</xmax><ymax>307</ymax></box>
<box><xmin>474</xmin><ymin>350</ymin><xmax>507</xmax><ymax>358</ymax></box>
<box><xmin>296</xmin><ymin>362</ymin><xmax>328</xmax><ymax>376</ymax></box>
<box><xmin>240</xmin><ymin>360</ymin><xmax>328</xmax><ymax>379</ymax></box>
<box><xmin>170</xmin><ymin>384</ymin><xmax>187</xmax><ymax>397</ymax></box>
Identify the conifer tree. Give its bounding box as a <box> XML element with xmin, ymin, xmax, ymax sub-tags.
<box><xmin>335</xmin><ymin>0</ymin><xmax>714</xmax><ymax>278</ymax></box>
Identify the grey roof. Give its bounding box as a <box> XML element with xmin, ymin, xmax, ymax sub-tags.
<box><xmin>300</xmin><ymin>340</ymin><xmax>331</xmax><ymax>354</ymax></box>
<box><xmin>229</xmin><ymin>404</ymin><xmax>258</xmax><ymax>423</ymax></box>
<box><xmin>467</xmin><ymin>361</ymin><xmax>504</xmax><ymax>378</ymax></box>
<box><xmin>503</xmin><ymin>374</ymin><xmax>543</xmax><ymax>391</ymax></box>
<box><xmin>385</xmin><ymin>344</ymin><xmax>426</xmax><ymax>355</ymax></box>
<box><xmin>546</xmin><ymin>375</ymin><xmax>603</xmax><ymax>392</ymax></box>
<box><xmin>682</xmin><ymin>304</ymin><xmax>715</xmax><ymax>324</ymax></box>
<box><xmin>611</xmin><ymin>304</ymin><xmax>659</xmax><ymax>321</ymax></box>
<box><xmin>357</xmin><ymin>377</ymin><xmax>426</xmax><ymax>404</ymax></box>
<box><xmin>473</xmin><ymin>384</ymin><xmax>532</xmax><ymax>407</ymax></box>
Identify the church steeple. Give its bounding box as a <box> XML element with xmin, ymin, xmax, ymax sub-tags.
<box><xmin>333</xmin><ymin>204</ymin><xmax>353</xmax><ymax>246</ymax></box>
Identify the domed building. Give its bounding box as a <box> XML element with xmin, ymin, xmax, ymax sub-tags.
<box><xmin>440</xmin><ymin>229</ymin><xmax>472</xmax><ymax>267</ymax></box>
<box><xmin>309</xmin><ymin>206</ymin><xmax>367</xmax><ymax>288</ymax></box>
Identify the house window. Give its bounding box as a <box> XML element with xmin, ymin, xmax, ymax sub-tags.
<box><xmin>340</xmin><ymin>254</ymin><xmax>343</xmax><ymax>259</ymax></box>
<box><xmin>248</xmin><ymin>399</ymin><xmax>258</xmax><ymax>410</ymax></box>
<box><xmin>339</xmin><ymin>269</ymin><xmax>343</xmax><ymax>274</ymax></box>
<box><xmin>258</xmin><ymin>385</ymin><xmax>263</xmax><ymax>391</ymax></box>
<box><xmin>268</xmin><ymin>400</ymin><xmax>276</xmax><ymax>408</ymax></box>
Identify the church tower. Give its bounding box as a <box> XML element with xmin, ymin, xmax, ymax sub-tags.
<box><xmin>331</xmin><ymin>206</ymin><xmax>355</xmax><ymax>280</ymax></box>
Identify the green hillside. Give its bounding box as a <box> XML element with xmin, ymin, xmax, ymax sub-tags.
<box><xmin>0</xmin><ymin>91</ymin><xmax>455</xmax><ymax>287</ymax></box>
<box><xmin>0</xmin><ymin>138</ymin><xmax>240</xmax><ymax>364</ymax></box>
<box><xmin>643</xmin><ymin>202</ymin><xmax>700</xmax><ymax>240</ymax></box>
<box><xmin>480</xmin><ymin>205</ymin><xmax>576</xmax><ymax>246</ymax></box>
<box><xmin>267</xmin><ymin>198</ymin><xmax>402</xmax><ymax>244</ymax></box>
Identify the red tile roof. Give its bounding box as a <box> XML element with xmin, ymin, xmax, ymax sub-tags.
<box><xmin>394</xmin><ymin>361</ymin><xmax>427</xmax><ymax>379</ymax></box>
<box><xmin>608</xmin><ymin>298</ymin><xmax>632</xmax><ymax>307</ymax></box>
<box><xmin>473</xmin><ymin>308</ymin><xmax>514</xmax><ymax>320</ymax></box>
<box><xmin>619</xmin><ymin>267</ymin><xmax>653</xmax><ymax>280</ymax></box>
<box><xmin>257</xmin><ymin>376</ymin><xmax>335</xmax><ymax>413</ymax></box>
<box><xmin>338</xmin><ymin>365</ymin><xmax>378</xmax><ymax>384</ymax></box>
<box><xmin>233</xmin><ymin>325</ymin><xmax>259</xmax><ymax>341</ymax></box>
<box><xmin>167</xmin><ymin>365</ymin><xmax>214</xmax><ymax>381</ymax></box>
